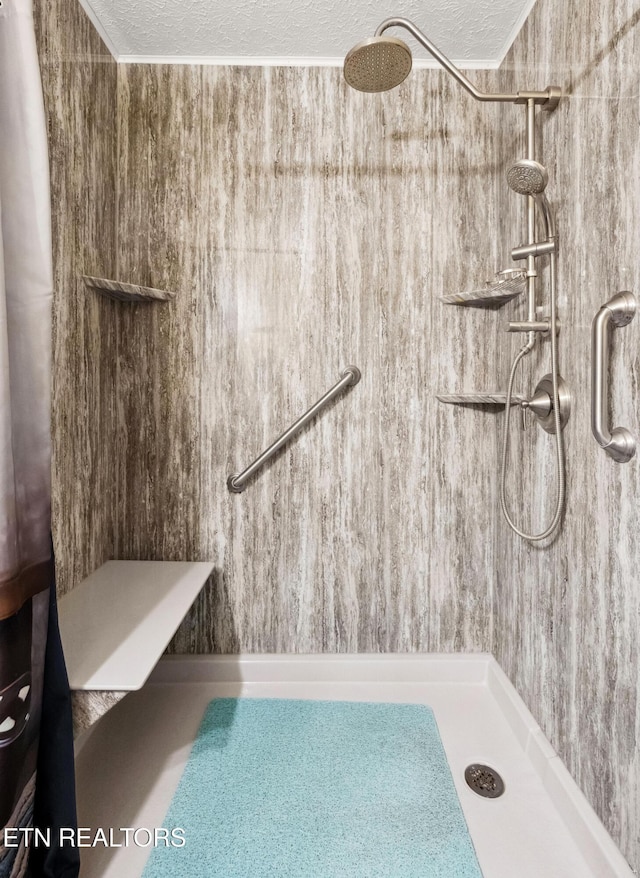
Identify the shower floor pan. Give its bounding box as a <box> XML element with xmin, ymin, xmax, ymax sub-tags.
<box><xmin>74</xmin><ymin>654</ymin><xmax>633</xmax><ymax>878</ymax></box>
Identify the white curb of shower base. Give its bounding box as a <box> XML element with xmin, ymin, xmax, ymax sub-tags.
<box><xmin>74</xmin><ymin>653</ymin><xmax>634</xmax><ymax>878</ymax></box>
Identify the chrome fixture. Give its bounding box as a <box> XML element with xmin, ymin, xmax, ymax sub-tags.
<box><xmin>228</xmin><ymin>367</ymin><xmax>361</xmax><ymax>493</ymax></box>
<box><xmin>501</xmin><ymin>156</ymin><xmax>569</xmax><ymax>541</ymax></box>
<box><xmin>591</xmin><ymin>292</ymin><xmax>637</xmax><ymax>463</ymax></box>
<box><xmin>521</xmin><ymin>374</ymin><xmax>571</xmax><ymax>434</ymax></box>
<box><xmin>344</xmin><ymin>18</ymin><xmax>566</xmax><ymax>541</ymax></box>
<box><xmin>506</xmin><ymin>321</ymin><xmax>552</xmax><ymax>334</ymax></box>
<box><xmin>506</xmin><ymin>158</ymin><xmax>548</xmax><ymax>195</ymax></box>
<box><xmin>344</xmin><ymin>18</ymin><xmax>561</xmax><ymax>108</ymax></box>
<box><xmin>507</xmin><ymin>159</ymin><xmax>557</xmax><ymax>257</ymax></box>
<box><xmin>344</xmin><ymin>36</ymin><xmax>412</xmax><ymax>93</ymax></box>
<box><xmin>511</xmin><ymin>240</ymin><xmax>556</xmax><ymax>261</ymax></box>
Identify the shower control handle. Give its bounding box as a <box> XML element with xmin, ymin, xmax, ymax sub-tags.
<box><xmin>591</xmin><ymin>291</ymin><xmax>637</xmax><ymax>463</ymax></box>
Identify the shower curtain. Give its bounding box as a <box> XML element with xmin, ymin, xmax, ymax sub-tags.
<box><xmin>0</xmin><ymin>1</ymin><xmax>78</xmax><ymax>877</ymax></box>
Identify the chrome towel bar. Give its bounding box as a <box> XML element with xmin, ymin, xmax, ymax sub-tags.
<box><xmin>591</xmin><ymin>291</ymin><xmax>636</xmax><ymax>463</ymax></box>
<box><xmin>228</xmin><ymin>366</ymin><xmax>362</xmax><ymax>493</ymax></box>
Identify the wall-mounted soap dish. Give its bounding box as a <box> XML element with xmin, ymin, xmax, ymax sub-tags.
<box><xmin>83</xmin><ymin>275</ymin><xmax>176</xmax><ymax>303</ymax></box>
<box><xmin>440</xmin><ymin>269</ymin><xmax>527</xmax><ymax>308</ymax></box>
<box><xmin>437</xmin><ymin>392</ymin><xmax>526</xmax><ymax>407</ymax></box>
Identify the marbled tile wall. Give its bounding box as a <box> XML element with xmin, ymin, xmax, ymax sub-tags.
<box><xmin>33</xmin><ymin>0</ymin><xmax>640</xmax><ymax>864</ymax></box>
<box><xmin>34</xmin><ymin>0</ymin><xmax>119</xmax><ymax>595</ymax></box>
<box><xmin>113</xmin><ymin>65</ymin><xmax>506</xmax><ymax>654</ymax></box>
<box><xmin>494</xmin><ymin>0</ymin><xmax>640</xmax><ymax>867</ymax></box>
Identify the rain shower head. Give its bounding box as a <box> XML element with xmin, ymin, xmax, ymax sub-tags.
<box><xmin>507</xmin><ymin>159</ymin><xmax>549</xmax><ymax>196</ymax></box>
<box><xmin>343</xmin><ymin>17</ymin><xmax>561</xmax><ymax>108</ymax></box>
<box><xmin>344</xmin><ymin>36</ymin><xmax>413</xmax><ymax>93</ymax></box>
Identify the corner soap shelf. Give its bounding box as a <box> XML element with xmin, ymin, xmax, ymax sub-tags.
<box><xmin>83</xmin><ymin>275</ymin><xmax>176</xmax><ymax>302</ymax></box>
<box><xmin>438</xmin><ymin>270</ymin><xmax>528</xmax><ymax>408</ymax></box>
<box><xmin>58</xmin><ymin>561</ymin><xmax>214</xmax><ymax>733</ymax></box>
<box><xmin>440</xmin><ymin>270</ymin><xmax>527</xmax><ymax>308</ymax></box>
<box><xmin>437</xmin><ymin>393</ymin><xmax>525</xmax><ymax>407</ymax></box>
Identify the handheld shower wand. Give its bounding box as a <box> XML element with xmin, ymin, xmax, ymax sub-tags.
<box><xmin>507</xmin><ymin>160</ymin><xmax>557</xmax><ymax>247</ymax></box>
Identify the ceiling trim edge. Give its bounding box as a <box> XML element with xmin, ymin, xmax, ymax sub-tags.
<box><xmin>116</xmin><ymin>55</ymin><xmax>503</xmax><ymax>69</ymax></box>
<box><xmin>497</xmin><ymin>0</ymin><xmax>539</xmax><ymax>65</ymax></box>
<box><xmin>78</xmin><ymin>0</ymin><xmax>120</xmax><ymax>59</ymax></box>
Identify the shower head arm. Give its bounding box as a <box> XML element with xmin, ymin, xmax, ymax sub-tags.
<box><xmin>375</xmin><ymin>18</ymin><xmax>560</xmax><ymax>109</ymax></box>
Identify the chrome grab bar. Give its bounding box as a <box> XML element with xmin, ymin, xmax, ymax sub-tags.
<box><xmin>591</xmin><ymin>291</ymin><xmax>637</xmax><ymax>463</ymax></box>
<box><xmin>228</xmin><ymin>366</ymin><xmax>362</xmax><ymax>493</ymax></box>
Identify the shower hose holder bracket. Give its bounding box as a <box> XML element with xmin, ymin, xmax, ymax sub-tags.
<box><xmin>506</xmin><ymin>320</ymin><xmax>550</xmax><ymax>334</ymax></box>
<box><xmin>511</xmin><ymin>240</ymin><xmax>557</xmax><ymax>261</ymax></box>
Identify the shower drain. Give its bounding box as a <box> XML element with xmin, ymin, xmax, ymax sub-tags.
<box><xmin>464</xmin><ymin>764</ymin><xmax>505</xmax><ymax>799</ymax></box>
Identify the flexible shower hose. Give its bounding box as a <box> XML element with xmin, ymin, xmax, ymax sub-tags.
<box><xmin>499</xmin><ymin>252</ymin><xmax>566</xmax><ymax>541</ymax></box>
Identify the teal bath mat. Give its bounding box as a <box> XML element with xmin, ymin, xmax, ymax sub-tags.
<box><xmin>143</xmin><ymin>698</ymin><xmax>483</xmax><ymax>878</ymax></box>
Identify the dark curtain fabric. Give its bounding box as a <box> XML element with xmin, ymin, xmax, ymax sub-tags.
<box><xmin>28</xmin><ymin>564</ymin><xmax>79</xmax><ymax>878</ymax></box>
<box><xmin>0</xmin><ymin>586</ymin><xmax>51</xmax><ymax>878</ymax></box>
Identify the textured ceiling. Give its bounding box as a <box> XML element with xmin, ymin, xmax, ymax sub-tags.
<box><xmin>80</xmin><ymin>0</ymin><xmax>537</xmax><ymax>65</ymax></box>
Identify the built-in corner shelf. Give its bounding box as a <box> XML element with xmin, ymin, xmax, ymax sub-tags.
<box><xmin>58</xmin><ymin>561</ymin><xmax>214</xmax><ymax>731</ymax></box>
<box><xmin>83</xmin><ymin>275</ymin><xmax>176</xmax><ymax>303</ymax></box>
<box><xmin>437</xmin><ymin>392</ymin><xmax>525</xmax><ymax>407</ymax></box>
<box><xmin>440</xmin><ymin>271</ymin><xmax>527</xmax><ymax>308</ymax></box>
